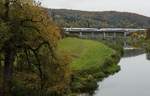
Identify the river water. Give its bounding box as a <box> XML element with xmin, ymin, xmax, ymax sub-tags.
<box><xmin>94</xmin><ymin>52</ymin><xmax>150</xmax><ymax>96</ymax></box>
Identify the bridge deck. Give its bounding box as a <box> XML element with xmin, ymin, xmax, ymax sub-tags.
<box><xmin>64</xmin><ymin>28</ymin><xmax>146</xmax><ymax>39</ymax></box>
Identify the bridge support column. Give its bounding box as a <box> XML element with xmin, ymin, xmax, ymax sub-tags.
<box><xmin>66</xmin><ymin>32</ymin><xmax>70</xmax><ymax>34</ymax></box>
<box><xmin>92</xmin><ymin>32</ymin><xmax>96</xmax><ymax>38</ymax></box>
<box><xmin>124</xmin><ymin>32</ymin><xmax>127</xmax><ymax>38</ymax></box>
<box><xmin>113</xmin><ymin>32</ymin><xmax>116</xmax><ymax>39</ymax></box>
<box><xmin>79</xmin><ymin>32</ymin><xmax>83</xmax><ymax>37</ymax></box>
<box><xmin>124</xmin><ymin>32</ymin><xmax>127</xmax><ymax>47</ymax></box>
<box><xmin>103</xmin><ymin>32</ymin><xmax>106</xmax><ymax>39</ymax></box>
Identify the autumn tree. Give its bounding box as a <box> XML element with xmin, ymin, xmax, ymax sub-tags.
<box><xmin>0</xmin><ymin>0</ymin><xmax>70</xmax><ymax>96</ymax></box>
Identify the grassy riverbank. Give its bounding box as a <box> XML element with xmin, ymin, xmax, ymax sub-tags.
<box><xmin>58</xmin><ymin>38</ymin><xmax>121</xmax><ymax>95</ymax></box>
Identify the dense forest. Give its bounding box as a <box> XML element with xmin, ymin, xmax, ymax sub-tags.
<box><xmin>48</xmin><ymin>9</ymin><xmax>150</xmax><ymax>28</ymax></box>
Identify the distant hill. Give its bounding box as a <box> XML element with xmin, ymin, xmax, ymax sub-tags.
<box><xmin>47</xmin><ymin>9</ymin><xmax>150</xmax><ymax>28</ymax></box>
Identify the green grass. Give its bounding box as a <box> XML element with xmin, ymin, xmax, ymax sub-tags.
<box><xmin>58</xmin><ymin>37</ymin><xmax>115</xmax><ymax>71</ymax></box>
<box><xmin>58</xmin><ymin>37</ymin><xmax>120</xmax><ymax>94</ymax></box>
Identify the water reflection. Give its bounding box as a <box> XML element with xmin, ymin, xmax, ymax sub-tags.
<box><xmin>123</xmin><ymin>48</ymin><xmax>150</xmax><ymax>61</ymax></box>
<box><xmin>123</xmin><ymin>48</ymin><xmax>144</xmax><ymax>58</ymax></box>
<box><xmin>94</xmin><ymin>50</ymin><xmax>150</xmax><ymax>96</ymax></box>
<box><xmin>146</xmin><ymin>52</ymin><xmax>150</xmax><ymax>60</ymax></box>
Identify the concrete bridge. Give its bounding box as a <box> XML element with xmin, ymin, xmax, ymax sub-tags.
<box><xmin>64</xmin><ymin>28</ymin><xmax>146</xmax><ymax>39</ymax></box>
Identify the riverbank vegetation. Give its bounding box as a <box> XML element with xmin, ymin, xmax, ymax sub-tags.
<box><xmin>145</xmin><ymin>29</ymin><xmax>150</xmax><ymax>58</ymax></box>
<box><xmin>58</xmin><ymin>38</ymin><xmax>121</xmax><ymax>95</ymax></box>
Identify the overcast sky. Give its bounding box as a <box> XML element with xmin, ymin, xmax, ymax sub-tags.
<box><xmin>40</xmin><ymin>0</ymin><xmax>150</xmax><ymax>17</ymax></box>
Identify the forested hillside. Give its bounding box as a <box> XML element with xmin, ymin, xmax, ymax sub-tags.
<box><xmin>48</xmin><ymin>9</ymin><xmax>150</xmax><ymax>28</ymax></box>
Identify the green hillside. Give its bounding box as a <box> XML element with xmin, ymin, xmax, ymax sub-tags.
<box><xmin>48</xmin><ymin>9</ymin><xmax>150</xmax><ymax>28</ymax></box>
<box><xmin>58</xmin><ymin>38</ymin><xmax>115</xmax><ymax>71</ymax></box>
<box><xmin>58</xmin><ymin>38</ymin><xmax>120</xmax><ymax>93</ymax></box>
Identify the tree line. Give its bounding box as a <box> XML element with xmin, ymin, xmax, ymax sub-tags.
<box><xmin>48</xmin><ymin>9</ymin><xmax>150</xmax><ymax>28</ymax></box>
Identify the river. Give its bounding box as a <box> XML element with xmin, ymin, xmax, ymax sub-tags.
<box><xmin>94</xmin><ymin>52</ymin><xmax>150</xmax><ymax>96</ymax></box>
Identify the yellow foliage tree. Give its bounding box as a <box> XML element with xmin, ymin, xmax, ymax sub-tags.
<box><xmin>0</xmin><ymin>0</ymin><xmax>70</xmax><ymax>96</ymax></box>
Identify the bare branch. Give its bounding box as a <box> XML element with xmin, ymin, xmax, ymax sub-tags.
<box><xmin>24</xmin><ymin>47</ymin><xmax>31</xmax><ymax>68</ymax></box>
<box><xmin>26</xmin><ymin>45</ymin><xmax>46</xmax><ymax>90</ymax></box>
<box><xmin>21</xmin><ymin>18</ymin><xmax>43</xmax><ymax>23</ymax></box>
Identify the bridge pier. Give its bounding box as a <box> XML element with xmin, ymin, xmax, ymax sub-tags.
<box><xmin>79</xmin><ymin>32</ymin><xmax>83</xmax><ymax>37</ymax></box>
<box><xmin>124</xmin><ymin>32</ymin><xmax>127</xmax><ymax>38</ymax></box>
<box><xmin>103</xmin><ymin>32</ymin><xmax>106</xmax><ymax>39</ymax></box>
<box><xmin>92</xmin><ymin>32</ymin><xmax>94</xmax><ymax>38</ymax></box>
<box><xmin>113</xmin><ymin>32</ymin><xmax>116</xmax><ymax>39</ymax></box>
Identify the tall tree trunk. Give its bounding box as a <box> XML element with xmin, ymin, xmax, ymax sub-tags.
<box><xmin>3</xmin><ymin>42</ymin><xmax>16</xmax><ymax>96</ymax></box>
<box><xmin>3</xmin><ymin>0</ymin><xmax>14</xmax><ymax>95</ymax></box>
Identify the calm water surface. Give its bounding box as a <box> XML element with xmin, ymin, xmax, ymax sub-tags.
<box><xmin>94</xmin><ymin>53</ymin><xmax>150</xmax><ymax>96</ymax></box>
